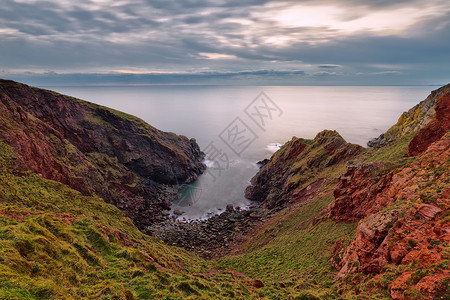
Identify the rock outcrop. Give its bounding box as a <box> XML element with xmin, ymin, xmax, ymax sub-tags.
<box><xmin>368</xmin><ymin>83</ymin><xmax>450</xmax><ymax>147</ymax></box>
<box><xmin>245</xmin><ymin>130</ymin><xmax>362</xmax><ymax>209</ymax></box>
<box><xmin>407</xmin><ymin>93</ymin><xmax>450</xmax><ymax>156</ymax></box>
<box><xmin>0</xmin><ymin>79</ymin><xmax>205</xmax><ymax>228</ymax></box>
<box><xmin>329</xmin><ymin>88</ymin><xmax>450</xmax><ymax>298</ymax></box>
<box><xmin>331</xmin><ymin>161</ymin><xmax>394</xmax><ymax>222</ymax></box>
<box><xmin>335</xmin><ymin>132</ymin><xmax>449</xmax><ymax>274</ymax></box>
<box><xmin>245</xmin><ymin>85</ymin><xmax>449</xmax><ymax>298</ymax></box>
<box><xmin>0</xmin><ymin>84</ymin><xmax>109</xmax><ymax>198</ymax></box>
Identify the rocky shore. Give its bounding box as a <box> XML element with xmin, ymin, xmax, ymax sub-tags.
<box><xmin>145</xmin><ymin>204</ymin><xmax>272</xmax><ymax>259</ymax></box>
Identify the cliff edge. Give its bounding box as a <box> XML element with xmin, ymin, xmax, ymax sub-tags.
<box><xmin>0</xmin><ymin>79</ymin><xmax>205</xmax><ymax>228</ymax></box>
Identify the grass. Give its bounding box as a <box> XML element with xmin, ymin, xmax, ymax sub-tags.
<box><xmin>217</xmin><ymin>194</ymin><xmax>357</xmax><ymax>299</ymax></box>
<box><xmin>261</xmin><ymin>135</ymin><xmax>360</xmax><ymax>208</ymax></box>
<box><xmin>0</xmin><ymin>141</ymin><xmax>256</xmax><ymax>299</ymax></box>
<box><xmin>86</xmin><ymin>152</ymin><xmax>138</xmax><ymax>186</ymax></box>
<box><xmin>364</xmin><ymin>134</ymin><xmax>415</xmax><ymax>164</ymax></box>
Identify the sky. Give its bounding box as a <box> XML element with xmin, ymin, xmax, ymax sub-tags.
<box><xmin>1</xmin><ymin>0</ymin><xmax>449</xmax><ymax>85</ymax></box>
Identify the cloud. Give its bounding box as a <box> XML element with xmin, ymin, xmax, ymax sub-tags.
<box><xmin>319</xmin><ymin>65</ymin><xmax>340</xmax><ymax>69</ymax></box>
<box><xmin>312</xmin><ymin>71</ymin><xmax>341</xmax><ymax>77</ymax></box>
<box><xmin>198</xmin><ymin>53</ymin><xmax>238</xmax><ymax>60</ymax></box>
<box><xmin>0</xmin><ymin>0</ymin><xmax>449</xmax><ymax>85</ymax></box>
<box><xmin>368</xmin><ymin>71</ymin><xmax>402</xmax><ymax>75</ymax></box>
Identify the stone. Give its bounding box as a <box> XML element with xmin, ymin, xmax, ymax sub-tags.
<box><xmin>173</xmin><ymin>209</ymin><xmax>184</xmax><ymax>216</ymax></box>
<box><xmin>417</xmin><ymin>204</ymin><xmax>442</xmax><ymax>220</ymax></box>
<box><xmin>252</xmin><ymin>280</ymin><xmax>264</xmax><ymax>288</ymax></box>
<box><xmin>256</xmin><ymin>158</ymin><xmax>270</xmax><ymax>168</ymax></box>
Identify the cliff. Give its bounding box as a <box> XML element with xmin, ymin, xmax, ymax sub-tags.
<box><xmin>335</xmin><ymin>132</ymin><xmax>449</xmax><ymax>280</ymax></box>
<box><xmin>232</xmin><ymin>85</ymin><xmax>449</xmax><ymax>298</ymax></box>
<box><xmin>367</xmin><ymin>83</ymin><xmax>450</xmax><ymax>148</ymax></box>
<box><xmin>1</xmin><ymin>79</ymin><xmax>448</xmax><ymax>299</ymax></box>
<box><xmin>245</xmin><ymin>130</ymin><xmax>362</xmax><ymax>209</ymax></box>
<box><xmin>330</xmin><ymin>90</ymin><xmax>450</xmax><ymax>298</ymax></box>
<box><xmin>0</xmin><ymin>79</ymin><xmax>205</xmax><ymax>228</ymax></box>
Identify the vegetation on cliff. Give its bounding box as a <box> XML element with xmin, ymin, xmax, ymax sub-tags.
<box><xmin>0</xmin><ymin>81</ymin><xmax>256</xmax><ymax>299</ymax></box>
<box><xmin>225</xmin><ymin>84</ymin><xmax>449</xmax><ymax>299</ymax></box>
<box><xmin>0</xmin><ymin>79</ymin><xmax>205</xmax><ymax>229</ymax></box>
<box><xmin>367</xmin><ymin>83</ymin><xmax>450</xmax><ymax>148</ymax></box>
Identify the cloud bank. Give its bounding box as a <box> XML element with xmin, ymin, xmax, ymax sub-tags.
<box><xmin>1</xmin><ymin>0</ymin><xmax>449</xmax><ymax>85</ymax></box>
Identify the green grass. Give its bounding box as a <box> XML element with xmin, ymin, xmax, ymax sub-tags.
<box><xmin>2</xmin><ymin>80</ymin><xmax>447</xmax><ymax>299</ymax></box>
<box><xmin>86</xmin><ymin>152</ymin><xmax>138</xmax><ymax>186</ymax></box>
<box><xmin>217</xmin><ymin>194</ymin><xmax>357</xmax><ymax>299</ymax></box>
<box><xmin>0</xmin><ymin>141</ymin><xmax>256</xmax><ymax>299</ymax></box>
<box><xmin>364</xmin><ymin>134</ymin><xmax>415</xmax><ymax>164</ymax></box>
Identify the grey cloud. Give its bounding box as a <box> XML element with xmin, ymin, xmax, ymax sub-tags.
<box><xmin>319</xmin><ymin>65</ymin><xmax>340</xmax><ymax>69</ymax></box>
<box><xmin>0</xmin><ymin>0</ymin><xmax>448</xmax><ymax>85</ymax></box>
<box><xmin>312</xmin><ymin>71</ymin><xmax>341</xmax><ymax>76</ymax></box>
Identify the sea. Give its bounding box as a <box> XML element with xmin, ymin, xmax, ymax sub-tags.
<box><xmin>46</xmin><ymin>85</ymin><xmax>433</xmax><ymax>220</ymax></box>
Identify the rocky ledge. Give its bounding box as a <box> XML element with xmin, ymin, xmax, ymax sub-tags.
<box><xmin>333</xmin><ymin>131</ymin><xmax>449</xmax><ymax>298</ymax></box>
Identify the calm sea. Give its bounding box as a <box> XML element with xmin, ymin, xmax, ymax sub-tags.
<box><xmin>47</xmin><ymin>85</ymin><xmax>432</xmax><ymax>219</ymax></box>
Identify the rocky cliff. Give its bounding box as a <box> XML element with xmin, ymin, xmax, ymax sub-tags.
<box><xmin>329</xmin><ymin>89</ymin><xmax>450</xmax><ymax>298</ymax></box>
<box><xmin>0</xmin><ymin>79</ymin><xmax>205</xmax><ymax>228</ymax></box>
<box><xmin>241</xmin><ymin>85</ymin><xmax>449</xmax><ymax>298</ymax></box>
<box><xmin>367</xmin><ymin>83</ymin><xmax>450</xmax><ymax>148</ymax></box>
<box><xmin>0</xmin><ymin>80</ymin><xmax>266</xmax><ymax>299</ymax></box>
<box><xmin>245</xmin><ymin>130</ymin><xmax>362</xmax><ymax>209</ymax></box>
<box><xmin>408</xmin><ymin>93</ymin><xmax>450</xmax><ymax>156</ymax></box>
<box><xmin>1</xmin><ymin>79</ymin><xmax>448</xmax><ymax>299</ymax></box>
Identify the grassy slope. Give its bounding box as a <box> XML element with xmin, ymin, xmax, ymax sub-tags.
<box><xmin>218</xmin><ymin>193</ymin><xmax>357</xmax><ymax>299</ymax></box>
<box><xmin>0</xmin><ymin>141</ymin><xmax>253</xmax><ymax>299</ymax></box>
<box><xmin>217</xmin><ymin>131</ymin><xmax>446</xmax><ymax>299</ymax></box>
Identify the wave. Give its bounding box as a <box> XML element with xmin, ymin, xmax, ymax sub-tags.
<box><xmin>266</xmin><ymin>142</ymin><xmax>282</xmax><ymax>153</ymax></box>
<box><xmin>203</xmin><ymin>159</ymin><xmax>215</xmax><ymax>168</ymax></box>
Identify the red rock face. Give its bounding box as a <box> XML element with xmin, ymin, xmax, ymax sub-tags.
<box><xmin>332</xmin><ymin>161</ymin><xmax>393</xmax><ymax>222</ymax></box>
<box><xmin>408</xmin><ymin>93</ymin><xmax>450</xmax><ymax>156</ymax></box>
<box><xmin>335</xmin><ymin>133</ymin><xmax>450</xmax><ymax>297</ymax></box>
<box><xmin>0</xmin><ymin>90</ymin><xmax>108</xmax><ymax>197</ymax></box>
<box><xmin>332</xmin><ymin>92</ymin><xmax>449</xmax><ymax>293</ymax></box>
